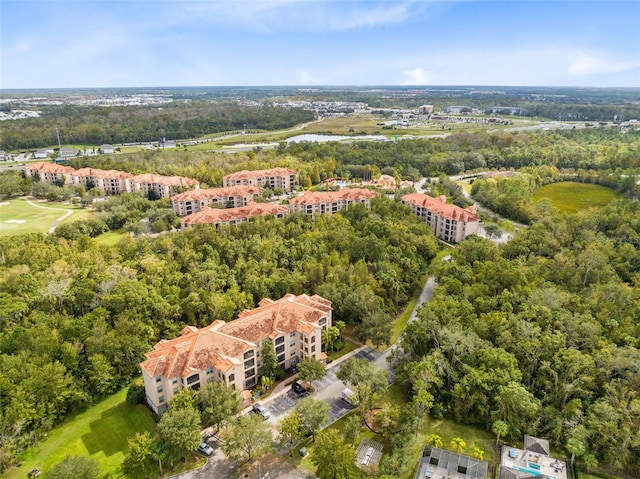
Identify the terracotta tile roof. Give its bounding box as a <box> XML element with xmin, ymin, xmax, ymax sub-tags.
<box><xmin>171</xmin><ymin>185</ymin><xmax>264</xmax><ymax>202</ymax></box>
<box><xmin>289</xmin><ymin>188</ymin><xmax>378</xmax><ymax>205</ymax></box>
<box><xmin>132</xmin><ymin>173</ymin><xmax>199</xmax><ymax>187</ymax></box>
<box><xmin>140</xmin><ymin>294</ymin><xmax>331</xmax><ymax>379</ymax></box>
<box><xmin>180</xmin><ymin>202</ymin><xmax>289</xmax><ymax>226</ymax></box>
<box><xmin>73</xmin><ymin>167</ymin><xmax>133</xmax><ymax>180</ymax></box>
<box><xmin>402</xmin><ymin>193</ymin><xmax>479</xmax><ymax>222</ymax></box>
<box><xmin>26</xmin><ymin>162</ymin><xmax>75</xmax><ymax>175</ymax></box>
<box><xmin>218</xmin><ymin>293</ymin><xmax>331</xmax><ymax>343</ymax></box>
<box><xmin>224</xmin><ymin>167</ymin><xmax>298</xmax><ymax>181</ymax></box>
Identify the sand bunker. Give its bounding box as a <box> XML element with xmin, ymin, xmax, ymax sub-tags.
<box><xmin>0</xmin><ymin>202</ymin><xmax>10</xmax><ymax>206</ymax></box>
<box><xmin>5</xmin><ymin>220</ymin><xmax>26</xmax><ymax>224</ymax></box>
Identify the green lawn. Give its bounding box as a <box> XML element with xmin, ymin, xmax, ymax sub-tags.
<box><xmin>532</xmin><ymin>181</ymin><xmax>620</xmax><ymax>214</ymax></box>
<box><xmin>7</xmin><ymin>386</ymin><xmax>157</xmax><ymax>479</ymax></box>
<box><xmin>0</xmin><ymin>198</ymin><xmax>93</xmax><ymax>236</ymax></box>
<box><xmin>94</xmin><ymin>230</ymin><xmax>129</xmax><ymax>246</ymax></box>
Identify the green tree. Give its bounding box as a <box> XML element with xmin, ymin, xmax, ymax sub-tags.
<box><xmin>156</xmin><ymin>406</ymin><xmax>202</xmax><ymax>466</ymax></box>
<box><xmin>450</xmin><ymin>437</ymin><xmax>466</xmax><ymax>454</ymax></box>
<box><xmin>312</xmin><ymin>429</ymin><xmax>360</xmax><ymax>479</ymax></box>
<box><xmin>566</xmin><ymin>437</ymin><xmax>586</xmax><ymax>471</ymax></box>
<box><xmin>492</xmin><ymin>420</ymin><xmax>509</xmax><ymax>452</ymax></box>
<box><xmin>199</xmin><ymin>381</ymin><xmax>241</xmax><ymax>434</ymax></box>
<box><xmin>322</xmin><ymin>326</ymin><xmax>340</xmax><ymax>352</ymax></box>
<box><xmin>297</xmin><ymin>357</ymin><xmax>326</xmax><ymax>387</ymax></box>
<box><xmin>337</xmin><ymin>358</ymin><xmax>388</xmax><ymax>416</ymax></box>
<box><xmin>261</xmin><ymin>339</ymin><xmax>279</xmax><ymax>379</ymax></box>
<box><xmin>277</xmin><ymin>411</ymin><xmax>305</xmax><ymax>448</ymax></box>
<box><xmin>169</xmin><ymin>387</ymin><xmax>198</xmax><ymax>412</ymax></box>
<box><xmin>46</xmin><ymin>455</ymin><xmax>102</xmax><ymax>479</ymax></box>
<box><xmin>221</xmin><ymin>412</ymin><xmax>272</xmax><ymax>462</ymax></box>
<box><xmin>355</xmin><ymin>310</ymin><xmax>393</xmax><ymax>348</ymax></box>
<box><xmin>123</xmin><ymin>431</ymin><xmax>155</xmax><ymax>479</ymax></box>
<box><xmin>342</xmin><ymin>415</ymin><xmax>362</xmax><ymax>447</ymax></box>
<box><xmin>472</xmin><ymin>447</ymin><xmax>484</xmax><ymax>460</ymax></box>
<box><xmin>294</xmin><ymin>397</ymin><xmax>330</xmax><ymax>441</ymax></box>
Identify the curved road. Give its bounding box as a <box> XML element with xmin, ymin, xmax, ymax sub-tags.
<box><xmin>24</xmin><ymin>198</ymin><xmax>74</xmax><ymax>233</ymax></box>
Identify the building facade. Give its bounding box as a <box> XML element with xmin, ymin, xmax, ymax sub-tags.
<box><xmin>140</xmin><ymin>293</ymin><xmax>332</xmax><ymax>414</ymax></box>
<box><xmin>24</xmin><ymin>162</ymin><xmax>75</xmax><ymax>185</ymax></box>
<box><xmin>132</xmin><ymin>173</ymin><xmax>200</xmax><ymax>199</ymax></box>
<box><xmin>71</xmin><ymin>168</ymin><xmax>134</xmax><ymax>195</ymax></box>
<box><xmin>223</xmin><ymin>168</ymin><xmax>298</xmax><ymax>192</ymax></box>
<box><xmin>402</xmin><ymin>193</ymin><xmax>479</xmax><ymax>243</ymax></box>
<box><xmin>171</xmin><ymin>185</ymin><xmax>264</xmax><ymax>217</ymax></box>
<box><xmin>289</xmin><ymin>188</ymin><xmax>378</xmax><ymax>215</ymax></box>
<box><xmin>180</xmin><ymin>202</ymin><xmax>290</xmax><ymax>228</ymax></box>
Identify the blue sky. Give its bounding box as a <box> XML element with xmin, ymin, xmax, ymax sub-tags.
<box><xmin>2</xmin><ymin>0</ymin><xmax>639</xmax><ymax>89</ymax></box>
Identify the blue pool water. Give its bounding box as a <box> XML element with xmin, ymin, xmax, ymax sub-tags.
<box><xmin>513</xmin><ymin>466</ymin><xmax>555</xmax><ymax>479</ymax></box>
<box><xmin>530</xmin><ymin>463</ymin><xmax>541</xmax><ymax>471</ymax></box>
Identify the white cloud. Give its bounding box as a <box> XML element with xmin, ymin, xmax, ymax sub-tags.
<box><xmin>401</xmin><ymin>67</ymin><xmax>434</xmax><ymax>85</ymax></box>
<box><xmin>568</xmin><ymin>51</ymin><xmax>640</xmax><ymax>76</ymax></box>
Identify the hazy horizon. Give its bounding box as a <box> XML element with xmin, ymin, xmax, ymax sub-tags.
<box><xmin>2</xmin><ymin>0</ymin><xmax>639</xmax><ymax>90</ymax></box>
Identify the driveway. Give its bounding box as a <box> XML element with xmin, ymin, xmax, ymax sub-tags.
<box><xmin>170</xmin><ymin>437</ymin><xmax>236</xmax><ymax>479</ymax></box>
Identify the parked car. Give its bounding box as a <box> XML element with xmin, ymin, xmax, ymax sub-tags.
<box><xmin>197</xmin><ymin>442</ymin><xmax>214</xmax><ymax>456</ymax></box>
<box><xmin>341</xmin><ymin>388</ymin><xmax>358</xmax><ymax>406</ymax></box>
<box><xmin>252</xmin><ymin>403</ymin><xmax>271</xmax><ymax>419</ymax></box>
<box><xmin>291</xmin><ymin>381</ymin><xmax>309</xmax><ymax>396</ymax></box>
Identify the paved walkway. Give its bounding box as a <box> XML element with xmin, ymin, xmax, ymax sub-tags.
<box><xmin>24</xmin><ymin>198</ymin><xmax>74</xmax><ymax>233</ymax></box>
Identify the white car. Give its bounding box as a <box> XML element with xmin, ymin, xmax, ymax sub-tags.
<box><xmin>197</xmin><ymin>442</ymin><xmax>214</xmax><ymax>456</ymax></box>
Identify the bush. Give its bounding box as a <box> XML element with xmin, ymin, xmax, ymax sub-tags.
<box><xmin>126</xmin><ymin>384</ymin><xmax>146</xmax><ymax>405</ymax></box>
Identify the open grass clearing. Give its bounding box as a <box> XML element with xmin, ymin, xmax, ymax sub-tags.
<box><xmin>532</xmin><ymin>181</ymin><xmax>620</xmax><ymax>214</ymax></box>
<box><xmin>94</xmin><ymin>229</ymin><xmax>129</xmax><ymax>246</ymax></box>
<box><xmin>0</xmin><ymin>198</ymin><xmax>93</xmax><ymax>236</ymax></box>
<box><xmin>6</xmin><ymin>386</ymin><xmax>157</xmax><ymax>479</ymax></box>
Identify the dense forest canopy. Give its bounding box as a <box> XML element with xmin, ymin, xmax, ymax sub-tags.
<box><xmin>0</xmin><ymin>197</ymin><xmax>437</xmax><ymax>471</ymax></box>
<box><xmin>397</xmin><ymin>200</ymin><xmax>640</xmax><ymax>474</ymax></box>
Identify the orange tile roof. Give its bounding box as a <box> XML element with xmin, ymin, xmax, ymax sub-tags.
<box><xmin>171</xmin><ymin>185</ymin><xmax>264</xmax><ymax>202</ymax></box>
<box><xmin>402</xmin><ymin>193</ymin><xmax>479</xmax><ymax>222</ymax></box>
<box><xmin>180</xmin><ymin>202</ymin><xmax>289</xmax><ymax>226</ymax></box>
<box><xmin>132</xmin><ymin>173</ymin><xmax>199</xmax><ymax>187</ymax></box>
<box><xmin>140</xmin><ymin>294</ymin><xmax>331</xmax><ymax>379</ymax></box>
<box><xmin>26</xmin><ymin>162</ymin><xmax>75</xmax><ymax>175</ymax></box>
<box><xmin>224</xmin><ymin>167</ymin><xmax>298</xmax><ymax>181</ymax></box>
<box><xmin>73</xmin><ymin>167</ymin><xmax>133</xmax><ymax>180</ymax></box>
<box><xmin>289</xmin><ymin>188</ymin><xmax>378</xmax><ymax>205</ymax></box>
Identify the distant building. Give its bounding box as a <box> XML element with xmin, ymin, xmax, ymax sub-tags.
<box><xmin>180</xmin><ymin>201</ymin><xmax>290</xmax><ymax>228</ymax></box>
<box><xmin>33</xmin><ymin>149</ymin><xmax>50</xmax><ymax>159</ymax></box>
<box><xmin>24</xmin><ymin>162</ymin><xmax>74</xmax><ymax>185</ymax></box>
<box><xmin>419</xmin><ymin>105</ymin><xmax>434</xmax><ymax>115</ymax></box>
<box><xmin>170</xmin><ymin>185</ymin><xmax>264</xmax><ymax>217</ymax></box>
<box><xmin>490</xmin><ymin>107</ymin><xmax>526</xmax><ymax>116</ymax></box>
<box><xmin>416</xmin><ymin>447</ymin><xmax>488</xmax><ymax>479</ymax></box>
<box><xmin>223</xmin><ymin>168</ymin><xmax>298</xmax><ymax>192</ymax></box>
<box><xmin>58</xmin><ymin>148</ymin><xmax>77</xmax><ymax>159</ymax></box>
<box><xmin>132</xmin><ymin>173</ymin><xmax>199</xmax><ymax>199</ymax></box>
<box><xmin>72</xmin><ymin>168</ymin><xmax>134</xmax><ymax>195</ymax></box>
<box><xmin>499</xmin><ymin>436</ymin><xmax>567</xmax><ymax>479</ymax></box>
<box><xmin>402</xmin><ymin>193</ymin><xmax>479</xmax><ymax>243</ymax></box>
<box><xmin>289</xmin><ymin>188</ymin><xmax>378</xmax><ymax>215</ymax></box>
<box><xmin>140</xmin><ymin>293</ymin><xmax>332</xmax><ymax>413</ymax></box>
<box><xmin>99</xmin><ymin>144</ymin><xmax>115</xmax><ymax>154</ymax></box>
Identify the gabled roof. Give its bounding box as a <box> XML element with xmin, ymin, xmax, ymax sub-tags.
<box><xmin>171</xmin><ymin>185</ymin><xmax>264</xmax><ymax>202</ymax></box>
<box><xmin>25</xmin><ymin>162</ymin><xmax>75</xmax><ymax>174</ymax></box>
<box><xmin>524</xmin><ymin>436</ymin><xmax>550</xmax><ymax>456</ymax></box>
<box><xmin>133</xmin><ymin>173</ymin><xmax>199</xmax><ymax>187</ymax></box>
<box><xmin>180</xmin><ymin>202</ymin><xmax>289</xmax><ymax>226</ymax></box>
<box><xmin>289</xmin><ymin>188</ymin><xmax>378</xmax><ymax>205</ymax></box>
<box><xmin>224</xmin><ymin>167</ymin><xmax>298</xmax><ymax>180</ymax></box>
<box><xmin>402</xmin><ymin>193</ymin><xmax>479</xmax><ymax>223</ymax></box>
<box><xmin>73</xmin><ymin>167</ymin><xmax>133</xmax><ymax>180</ymax></box>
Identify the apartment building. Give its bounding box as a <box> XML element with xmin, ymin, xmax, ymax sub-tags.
<box><xmin>223</xmin><ymin>168</ymin><xmax>298</xmax><ymax>192</ymax></box>
<box><xmin>180</xmin><ymin>202</ymin><xmax>290</xmax><ymax>228</ymax></box>
<box><xmin>132</xmin><ymin>173</ymin><xmax>200</xmax><ymax>199</ymax></box>
<box><xmin>289</xmin><ymin>188</ymin><xmax>378</xmax><ymax>215</ymax></box>
<box><xmin>140</xmin><ymin>293</ymin><xmax>332</xmax><ymax>414</ymax></box>
<box><xmin>71</xmin><ymin>168</ymin><xmax>134</xmax><ymax>195</ymax></box>
<box><xmin>171</xmin><ymin>185</ymin><xmax>264</xmax><ymax>217</ymax></box>
<box><xmin>23</xmin><ymin>162</ymin><xmax>75</xmax><ymax>185</ymax></box>
<box><xmin>402</xmin><ymin>193</ymin><xmax>479</xmax><ymax>243</ymax></box>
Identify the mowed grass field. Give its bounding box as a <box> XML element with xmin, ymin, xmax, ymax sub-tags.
<box><xmin>532</xmin><ymin>181</ymin><xmax>620</xmax><ymax>214</ymax></box>
<box><xmin>0</xmin><ymin>198</ymin><xmax>94</xmax><ymax>236</ymax></box>
<box><xmin>6</xmin><ymin>386</ymin><xmax>157</xmax><ymax>479</ymax></box>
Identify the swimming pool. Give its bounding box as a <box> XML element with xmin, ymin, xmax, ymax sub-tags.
<box><xmin>513</xmin><ymin>465</ymin><xmax>555</xmax><ymax>479</ymax></box>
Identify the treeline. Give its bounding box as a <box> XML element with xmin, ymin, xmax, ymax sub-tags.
<box><xmin>397</xmin><ymin>199</ymin><xmax>640</xmax><ymax>474</ymax></box>
<box><xmin>0</xmin><ymin>196</ymin><xmax>437</xmax><ymax>471</ymax></box>
<box><xmin>0</xmin><ymin>101</ymin><xmax>315</xmax><ymax>151</ymax></box>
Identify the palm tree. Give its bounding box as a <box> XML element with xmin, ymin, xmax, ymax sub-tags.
<box><xmin>472</xmin><ymin>447</ymin><xmax>484</xmax><ymax>460</ymax></box>
<box><xmin>566</xmin><ymin>437</ymin><xmax>586</xmax><ymax>471</ymax></box>
<box><xmin>450</xmin><ymin>437</ymin><xmax>466</xmax><ymax>454</ymax></box>
<box><xmin>427</xmin><ymin>433</ymin><xmax>443</xmax><ymax>449</ymax></box>
<box><xmin>322</xmin><ymin>326</ymin><xmax>340</xmax><ymax>352</ymax></box>
<box><xmin>492</xmin><ymin>420</ymin><xmax>509</xmax><ymax>452</ymax></box>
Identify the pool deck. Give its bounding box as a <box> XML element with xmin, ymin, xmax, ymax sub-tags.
<box><xmin>500</xmin><ymin>446</ymin><xmax>567</xmax><ymax>479</ymax></box>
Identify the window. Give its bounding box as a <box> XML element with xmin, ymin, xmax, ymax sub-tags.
<box><xmin>244</xmin><ymin>358</ymin><xmax>255</xmax><ymax>368</ymax></box>
<box><xmin>172</xmin><ymin>378</ymin><xmax>178</xmax><ymax>384</ymax></box>
<box><xmin>206</xmin><ymin>367</ymin><xmax>214</xmax><ymax>375</ymax></box>
<box><xmin>244</xmin><ymin>350</ymin><xmax>254</xmax><ymax>360</ymax></box>
<box><xmin>311</xmin><ymin>335</ymin><xmax>316</xmax><ymax>343</ymax></box>
<box><xmin>277</xmin><ymin>354</ymin><xmax>285</xmax><ymax>364</ymax></box>
<box><xmin>173</xmin><ymin>387</ymin><xmax>179</xmax><ymax>394</ymax></box>
<box><xmin>157</xmin><ymin>385</ymin><xmax>163</xmax><ymax>393</ymax></box>
<box><xmin>229</xmin><ymin>374</ymin><xmax>235</xmax><ymax>382</ymax></box>
<box><xmin>275</xmin><ymin>336</ymin><xmax>284</xmax><ymax>345</ymax></box>
<box><xmin>159</xmin><ymin>396</ymin><xmax>165</xmax><ymax>403</ymax></box>
<box><xmin>311</xmin><ymin>345</ymin><xmax>316</xmax><ymax>353</ymax></box>
<box><xmin>319</xmin><ymin>318</ymin><xmax>327</xmax><ymax>325</ymax></box>
<box><xmin>290</xmin><ymin>341</ymin><xmax>296</xmax><ymax>348</ymax></box>
<box><xmin>186</xmin><ymin>374</ymin><xmax>199</xmax><ymax>385</ymax></box>
<box><xmin>155</xmin><ymin>376</ymin><xmax>161</xmax><ymax>383</ymax></box>
<box><xmin>207</xmin><ymin>377</ymin><xmax>214</xmax><ymax>383</ymax></box>
<box><xmin>290</xmin><ymin>331</ymin><xmax>296</xmax><ymax>338</ymax></box>
<box><xmin>276</xmin><ymin>345</ymin><xmax>285</xmax><ymax>354</ymax></box>
<box><xmin>245</xmin><ymin>369</ymin><xmax>255</xmax><ymax>379</ymax></box>
<box><xmin>290</xmin><ymin>350</ymin><xmax>296</xmax><ymax>356</ymax></box>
